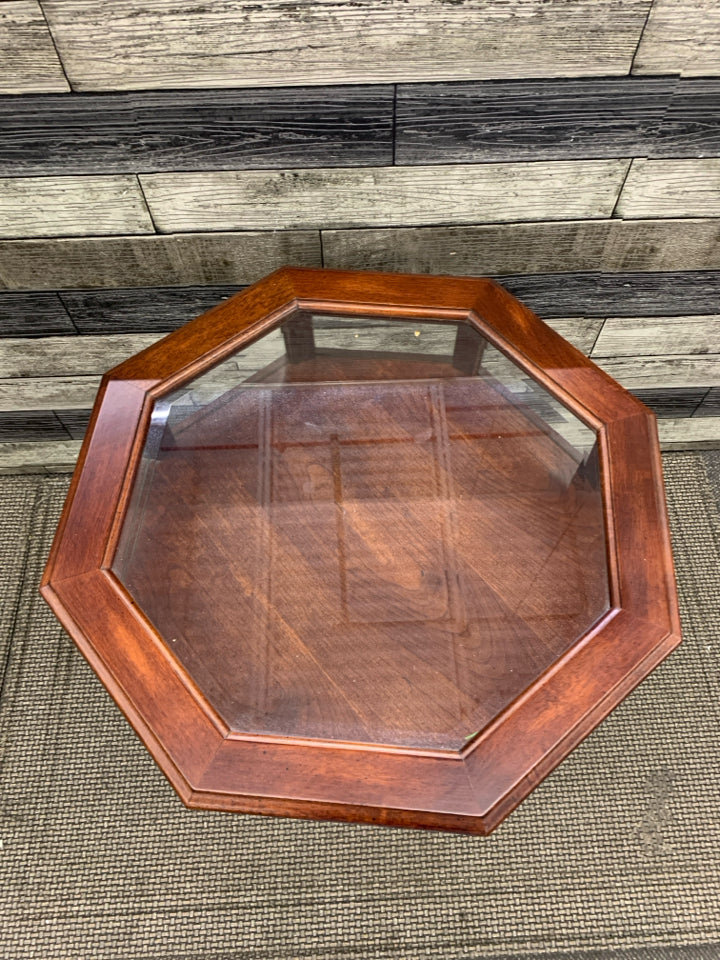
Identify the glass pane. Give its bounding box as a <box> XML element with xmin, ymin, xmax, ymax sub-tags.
<box><xmin>113</xmin><ymin>307</ymin><xmax>609</xmax><ymax>751</ymax></box>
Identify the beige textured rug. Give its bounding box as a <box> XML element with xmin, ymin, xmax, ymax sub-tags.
<box><xmin>0</xmin><ymin>453</ymin><xmax>719</xmax><ymax>959</ymax></box>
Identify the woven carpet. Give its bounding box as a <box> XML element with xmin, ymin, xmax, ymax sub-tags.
<box><xmin>1</xmin><ymin>453</ymin><xmax>719</xmax><ymax>960</ymax></box>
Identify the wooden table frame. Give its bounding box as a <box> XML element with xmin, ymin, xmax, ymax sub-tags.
<box><xmin>41</xmin><ymin>267</ymin><xmax>681</xmax><ymax>834</ymax></box>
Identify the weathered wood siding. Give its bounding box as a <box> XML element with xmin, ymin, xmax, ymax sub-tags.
<box><xmin>0</xmin><ymin>0</ymin><xmax>719</xmax><ymax>464</ymax></box>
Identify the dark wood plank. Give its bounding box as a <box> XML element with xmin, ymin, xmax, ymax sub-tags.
<box><xmin>630</xmin><ymin>387</ymin><xmax>707</xmax><ymax>418</ymax></box>
<box><xmin>322</xmin><ymin>220</ymin><xmax>720</xmax><ymax>276</ymax></box>
<box><xmin>55</xmin><ymin>408</ymin><xmax>91</xmax><ymax>440</ymax></box>
<box><xmin>651</xmin><ymin>79</ymin><xmax>720</xmax><ymax>159</ymax></box>
<box><xmin>0</xmin><ymin>291</ymin><xmax>76</xmax><ymax>337</ymax></box>
<box><xmin>0</xmin><ymin>409</ymin><xmax>67</xmax><ymax>442</ymax></box>
<box><xmin>0</xmin><ymin>86</ymin><xmax>394</xmax><ymax>176</ymax></box>
<box><xmin>0</xmin><ymin>231</ymin><xmax>322</xmax><ymax>290</ymax></box>
<box><xmin>396</xmin><ymin>78</ymin><xmax>674</xmax><ymax>164</ymax></box>
<box><xmin>497</xmin><ymin>270</ymin><xmax>720</xmax><ymax>318</ymax></box>
<box><xmin>60</xmin><ymin>286</ymin><xmax>242</xmax><ymax>335</ymax></box>
<box><xmin>694</xmin><ymin>387</ymin><xmax>720</xmax><ymax>418</ymax></box>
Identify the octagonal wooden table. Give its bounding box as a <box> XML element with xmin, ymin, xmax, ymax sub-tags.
<box><xmin>41</xmin><ymin>267</ymin><xmax>681</xmax><ymax>834</ymax></box>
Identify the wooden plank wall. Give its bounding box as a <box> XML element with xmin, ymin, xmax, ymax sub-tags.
<box><xmin>0</xmin><ymin>0</ymin><xmax>719</xmax><ymax>471</ymax></box>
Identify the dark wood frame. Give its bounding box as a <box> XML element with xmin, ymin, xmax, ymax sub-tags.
<box><xmin>41</xmin><ymin>267</ymin><xmax>681</xmax><ymax>835</ymax></box>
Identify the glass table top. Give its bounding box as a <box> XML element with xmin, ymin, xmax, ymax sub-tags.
<box><xmin>113</xmin><ymin>308</ymin><xmax>610</xmax><ymax>751</ymax></box>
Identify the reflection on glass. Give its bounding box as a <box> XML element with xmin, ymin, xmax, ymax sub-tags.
<box><xmin>113</xmin><ymin>309</ymin><xmax>609</xmax><ymax>750</ymax></box>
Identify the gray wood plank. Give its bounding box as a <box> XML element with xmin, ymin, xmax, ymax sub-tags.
<box><xmin>616</xmin><ymin>160</ymin><xmax>720</xmax><ymax>219</ymax></box>
<box><xmin>0</xmin><ymin>1</ymin><xmax>69</xmax><ymax>93</ymax></box>
<box><xmin>0</xmin><ymin>175</ymin><xmax>154</xmax><ymax>239</ymax></box>
<box><xmin>0</xmin><ymin>86</ymin><xmax>394</xmax><ymax>176</ymax></box>
<box><xmin>592</xmin><ymin>316</ymin><xmax>720</xmax><ymax>358</ymax></box>
<box><xmin>657</xmin><ymin>416</ymin><xmax>720</xmax><ymax>450</ymax></box>
<box><xmin>498</xmin><ymin>271</ymin><xmax>720</xmax><ymax>319</ymax></box>
<box><xmin>0</xmin><ymin>231</ymin><xmax>322</xmax><ymax>289</ymax></box>
<box><xmin>0</xmin><ymin>333</ymin><xmax>161</xmax><ymax>379</ymax></box>
<box><xmin>597</xmin><ymin>357</ymin><xmax>720</xmax><ymax>390</ymax></box>
<box><xmin>0</xmin><ymin>376</ymin><xmax>100</xmax><ymax>410</ymax></box>
<box><xmin>140</xmin><ymin>162</ymin><xmax>630</xmax><ymax>232</ymax></box>
<box><xmin>633</xmin><ymin>0</ymin><xmax>720</xmax><ymax>76</ymax></box>
<box><xmin>396</xmin><ymin>79</ymin><xmax>674</xmax><ymax>164</ymax></box>
<box><xmin>41</xmin><ymin>0</ymin><xmax>651</xmax><ymax>92</ymax></box>
<box><xmin>0</xmin><ymin>438</ymin><xmax>80</xmax><ymax>473</ymax></box>
<box><xmin>322</xmin><ymin>219</ymin><xmax>720</xmax><ymax>276</ymax></box>
<box><xmin>60</xmin><ymin>286</ymin><xmax>242</xmax><ymax>335</ymax></box>
<box><xmin>694</xmin><ymin>387</ymin><xmax>720</xmax><ymax>418</ymax></box>
<box><xmin>0</xmin><ymin>292</ymin><xmax>76</xmax><ymax>337</ymax></box>
<box><xmin>650</xmin><ymin>80</ymin><xmax>720</xmax><ymax>159</ymax></box>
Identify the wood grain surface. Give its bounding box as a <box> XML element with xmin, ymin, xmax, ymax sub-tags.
<box><xmin>322</xmin><ymin>219</ymin><xmax>720</xmax><ymax>275</ymax></box>
<box><xmin>599</xmin><ymin>357</ymin><xmax>720</xmax><ymax>390</ymax></box>
<box><xmin>396</xmin><ymin>79</ymin><xmax>674</xmax><ymax>164</ymax></box>
<box><xmin>0</xmin><ymin>86</ymin><xmax>394</xmax><ymax>176</ymax></box>
<box><xmin>0</xmin><ymin>175</ymin><xmax>153</xmax><ymax>239</ymax></box>
<box><xmin>617</xmin><ymin>160</ymin><xmax>720</xmax><ymax>218</ymax></box>
<box><xmin>592</xmin><ymin>316</ymin><xmax>720</xmax><ymax>357</ymax></box>
<box><xmin>633</xmin><ymin>0</ymin><xmax>720</xmax><ymax>76</ymax></box>
<box><xmin>0</xmin><ymin>291</ymin><xmax>76</xmax><ymax>337</ymax></box>
<box><xmin>0</xmin><ymin>1</ymin><xmax>69</xmax><ymax>93</ymax></box>
<box><xmin>0</xmin><ymin>438</ymin><xmax>81</xmax><ymax>474</ymax></box>
<box><xmin>649</xmin><ymin>80</ymin><xmax>720</xmax><ymax>158</ymax></box>
<box><xmin>40</xmin><ymin>0</ymin><xmax>651</xmax><ymax>91</ymax></box>
<box><xmin>0</xmin><ymin>333</ymin><xmax>161</xmax><ymax>379</ymax></box>
<box><xmin>498</xmin><ymin>271</ymin><xmax>720</xmax><ymax>318</ymax></box>
<box><xmin>140</xmin><ymin>162</ymin><xmax>630</xmax><ymax>232</ymax></box>
<box><xmin>695</xmin><ymin>387</ymin><xmax>720</xmax><ymax>418</ymax></box>
<box><xmin>58</xmin><ymin>286</ymin><xmax>242</xmax><ymax>335</ymax></box>
<box><xmin>0</xmin><ymin>409</ymin><xmax>68</xmax><ymax>442</ymax></box>
<box><xmin>3</xmin><ymin>77</ymin><xmax>719</xmax><ymax>175</ymax></box>
<box><xmin>0</xmin><ymin>375</ymin><xmax>100</xmax><ymax>411</ymax></box>
<box><xmin>0</xmin><ymin>231</ymin><xmax>322</xmax><ymax>289</ymax></box>
<box><xmin>657</xmin><ymin>416</ymin><xmax>720</xmax><ymax>448</ymax></box>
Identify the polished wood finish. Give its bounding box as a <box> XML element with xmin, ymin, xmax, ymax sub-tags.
<box><xmin>41</xmin><ymin>267</ymin><xmax>681</xmax><ymax>834</ymax></box>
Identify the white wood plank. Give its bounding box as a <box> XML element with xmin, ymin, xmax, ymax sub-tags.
<box><xmin>0</xmin><ymin>1</ymin><xmax>69</xmax><ymax>93</ymax></box>
<box><xmin>592</xmin><ymin>315</ymin><xmax>720</xmax><ymax>358</ymax></box>
<box><xmin>0</xmin><ymin>231</ymin><xmax>322</xmax><ymax>289</ymax></box>
<box><xmin>0</xmin><ymin>333</ymin><xmax>162</xmax><ymax>379</ymax></box>
<box><xmin>0</xmin><ymin>439</ymin><xmax>81</xmax><ymax>474</ymax></box>
<box><xmin>633</xmin><ymin>0</ymin><xmax>720</xmax><ymax>76</ymax></box>
<box><xmin>141</xmin><ymin>161</ymin><xmax>630</xmax><ymax>232</ymax></box>
<box><xmin>657</xmin><ymin>417</ymin><xmax>720</xmax><ymax>450</ymax></box>
<box><xmin>0</xmin><ymin>376</ymin><xmax>100</xmax><ymax>411</ymax></box>
<box><xmin>40</xmin><ymin>0</ymin><xmax>650</xmax><ymax>92</ymax></box>
<box><xmin>597</xmin><ymin>356</ymin><xmax>720</xmax><ymax>390</ymax></box>
<box><xmin>0</xmin><ymin>175</ymin><xmax>154</xmax><ymax>239</ymax></box>
<box><xmin>616</xmin><ymin>160</ymin><xmax>720</xmax><ymax>219</ymax></box>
